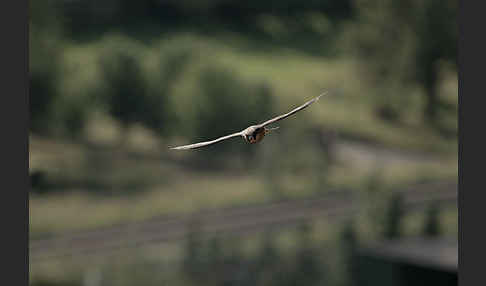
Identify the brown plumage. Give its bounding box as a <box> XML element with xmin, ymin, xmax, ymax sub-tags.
<box><xmin>169</xmin><ymin>92</ymin><xmax>327</xmax><ymax>150</ymax></box>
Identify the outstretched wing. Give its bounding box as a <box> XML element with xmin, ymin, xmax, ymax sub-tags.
<box><xmin>169</xmin><ymin>132</ymin><xmax>243</xmax><ymax>150</ymax></box>
<box><xmin>257</xmin><ymin>92</ymin><xmax>327</xmax><ymax>128</ymax></box>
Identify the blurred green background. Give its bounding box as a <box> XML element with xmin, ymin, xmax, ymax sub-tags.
<box><xmin>29</xmin><ymin>0</ymin><xmax>457</xmax><ymax>285</ymax></box>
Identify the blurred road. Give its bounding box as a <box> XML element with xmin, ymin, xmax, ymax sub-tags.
<box><xmin>30</xmin><ymin>181</ymin><xmax>456</xmax><ymax>263</ymax></box>
<box><xmin>334</xmin><ymin>140</ymin><xmax>446</xmax><ymax>166</ymax></box>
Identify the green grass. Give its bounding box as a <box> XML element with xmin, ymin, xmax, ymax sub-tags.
<box><xmin>29</xmin><ymin>132</ymin><xmax>456</xmax><ymax>238</ymax></box>
<box><xmin>30</xmin><ymin>173</ymin><xmax>270</xmax><ymax>236</ymax></box>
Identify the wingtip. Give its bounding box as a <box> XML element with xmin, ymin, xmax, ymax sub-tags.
<box><xmin>317</xmin><ymin>91</ymin><xmax>329</xmax><ymax>100</ymax></box>
<box><xmin>267</xmin><ymin>126</ymin><xmax>279</xmax><ymax>131</ymax></box>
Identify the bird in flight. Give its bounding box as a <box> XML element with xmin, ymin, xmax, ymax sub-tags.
<box><xmin>170</xmin><ymin>92</ymin><xmax>328</xmax><ymax>150</ymax></box>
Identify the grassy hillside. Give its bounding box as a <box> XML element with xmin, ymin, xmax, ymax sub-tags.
<box><xmin>30</xmin><ymin>31</ymin><xmax>457</xmax><ymax>238</ymax></box>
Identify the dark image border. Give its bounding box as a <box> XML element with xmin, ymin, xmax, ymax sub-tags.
<box><xmin>458</xmin><ymin>1</ymin><xmax>485</xmax><ymax>286</ymax></box>
<box><xmin>0</xmin><ymin>0</ymin><xmax>29</xmax><ymax>285</ymax></box>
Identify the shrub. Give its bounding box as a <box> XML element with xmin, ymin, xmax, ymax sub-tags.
<box><xmin>423</xmin><ymin>202</ymin><xmax>441</xmax><ymax>237</ymax></box>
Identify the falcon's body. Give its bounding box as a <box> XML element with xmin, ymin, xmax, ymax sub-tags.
<box><xmin>170</xmin><ymin>92</ymin><xmax>327</xmax><ymax>150</ymax></box>
<box><xmin>242</xmin><ymin>126</ymin><xmax>268</xmax><ymax>144</ymax></box>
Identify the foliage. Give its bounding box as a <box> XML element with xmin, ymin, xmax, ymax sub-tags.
<box><xmin>98</xmin><ymin>47</ymin><xmax>149</xmax><ymax>129</ymax></box>
<box><xmin>179</xmin><ymin>222</ymin><xmax>330</xmax><ymax>286</ymax></box>
<box><xmin>29</xmin><ymin>0</ymin><xmax>64</xmax><ymax>134</ymax></box>
<box><xmin>289</xmin><ymin>223</ymin><xmax>326</xmax><ymax>286</ymax></box>
<box><xmin>342</xmin><ymin>0</ymin><xmax>457</xmax><ymax>126</ymax></box>
<box><xmin>30</xmin><ymin>67</ymin><xmax>59</xmax><ymax>134</ymax></box>
<box><xmin>423</xmin><ymin>202</ymin><xmax>441</xmax><ymax>237</ymax></box>
<box><xmin>339</xmin><ymin>221</ymin><xmax>359</xmax><ymax>286</ymax></box>
<box><xmin>30</xmin><ymin>2</ymin><xmax>457</xmax><ymax>285</ymax></box>
<box><xmin>149</xmin><ymin>45</ymin><xmax>193</xmax><ymax>135</ymax></box>
<box><xmin>382</xmin><ymin>192</ymin><xmax>405</xmax><ymax>240</ymax></box>
<box><xmin>30</xmin><ymin>0</ymin><xmax>457</xmax><ymax>145</ymax></box>
<box><xmin>97</xmin><ymin>41</ymin><xmax>191</xmax><ymax>138</ymax></box>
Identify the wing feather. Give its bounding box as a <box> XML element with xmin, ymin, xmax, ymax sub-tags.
<box><xmin>257</xmin><ymin>92</ymin><xmax>327</xmax><ymax>128</ymax></box>
<box><xmin>170</xmin><ymin>132</ymin><xmax>243</xmax><ymax>150</ymax></box>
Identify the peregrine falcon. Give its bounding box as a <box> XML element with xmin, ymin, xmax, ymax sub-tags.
<box><xmin>170</xmin><ymin>92</ymin><xmax>327</xmax><ymax>150</ymax></box>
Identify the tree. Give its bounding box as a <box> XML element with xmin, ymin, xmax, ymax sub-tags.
<box><xmin>100</xmin><ymin>50</ymin><xmax>147</xmax><ymax>131</ymax></box>
<box><xmin>382</xmin><ymin>193</ymin><xmax>404</xmax><ymax>240</ymax></box>
<box><xmin>422</xmin><ymin>202</ymin><xmax>441</xmax><ymax>237</ymax></box>
<box><xmin>348</xmin><ymin>0</ymin><xmax>457</xmax><ymax>126</ymax></box>
<box><xmin>414</xmin><ymin>0</ymin><xmax>457</xmax><ymax>124</ymax></box>
<box><xmin>339</xmin><ymin>221</ymin><xmax>359</xmax><ymax>286</ymax></box>
<box><xmin>182</xmin><ymin>221</ymin><xmax>206</xmax><ymax>280</ymax></box>
<box><xmin>29</xmin><ymin>0</ymin><xmax>64</xmax><ymax>134</ymax></box>
<box><xmin>287</xmin><ymin>223</ymin><xmax>324</xmax><ymax>286</ymax></box>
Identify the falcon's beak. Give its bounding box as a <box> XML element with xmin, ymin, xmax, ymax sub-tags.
<box><xmin>264</xmin><ymin>127</ymin><xmax>279</xmax><ymax>134</ymax></box>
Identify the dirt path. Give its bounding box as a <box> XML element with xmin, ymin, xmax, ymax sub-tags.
<box><xmin>333</xmin><ymin>139</ymin><xmax>454</xmax><ymax>167</ymax></box>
